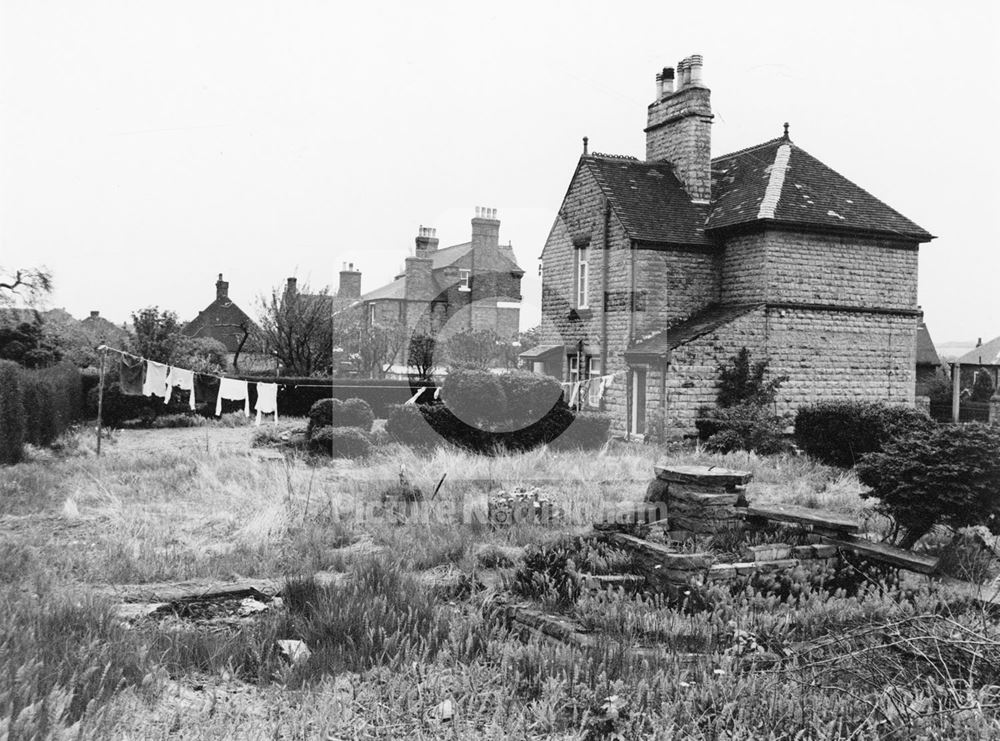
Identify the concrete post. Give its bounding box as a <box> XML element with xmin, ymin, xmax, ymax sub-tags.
<box><xmin>952</xmin><ymin>362</ymin><xmax>961</xmax><ymax>423</ymax></box>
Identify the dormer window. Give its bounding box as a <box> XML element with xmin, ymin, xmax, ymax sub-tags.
<box><xmin>459</xmin><ymin>269</ymin><xmax>471</xmax><ymax>292</ymax></box>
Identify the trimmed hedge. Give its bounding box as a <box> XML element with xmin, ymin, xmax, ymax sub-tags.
<box><xmin>0</xmin><ymin>361</ymin><xmax>25</xmax><ymax>464</ymax></box>
<box><xmin>385</xmin><ymin>404</ymin><xmax>441</xmax><ymax>448</ymax></box>
<box><xmin>238</xmin><ymin>376</ymin><xmax>437</xmax><ymax>417</ymax></box>
<box><xmin>549</xmin><ymin>411</ymin><xmax>614</xmax><ymax>451</ymax></box>
<box><xmin>309</xmin><ymin>426</ymin><xmax>373</xmax><ymax>458</ymax></box>
<box><xmin>308</xmin><ymin>398</ymin><xmax>375</xmax><ymax>434</ymax></box>
<box><xmin>794</xmin><ymin>401</ymin><xmax>935</xmax><ymax>467</ymax></box>
<box><xmin>0</xmin><ymin>360</ymin><xmax>84</xmax><ymax>464</ymax></box>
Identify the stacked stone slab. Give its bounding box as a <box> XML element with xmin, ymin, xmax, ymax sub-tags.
<box><xmin>648</xmin><ymin>464</ymin><xmax>752</xmax><ymax>537</ymax></box>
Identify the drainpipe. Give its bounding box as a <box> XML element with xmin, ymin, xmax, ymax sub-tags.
<box><xmin>627</xmin><ymin>239</ymin><xmax>636</xmax><ymax>439</ymax></box>
<box><xmin>601</xmin><ymin>196</ymin><xmax>610</xmax><ymax>412</ymax></box>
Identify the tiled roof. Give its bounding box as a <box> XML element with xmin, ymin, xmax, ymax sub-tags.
<box><xmin>362</xmin><ymin>241</ymin><xmax>523</xmax><ymax>301</ymax></box>
<box><xmin>956</xmin><ymin>335</ymin><xmax>1000</xmax><ymax>367</ymax></box>
<box><xmin>362</xmin><ymin>276</ymin><xmax>407</xmax><ymax>301</ymax></box>
<box><xmin>625</xmin><ymin>303</ymin><xmax>759</xmax><ymax>358</ymax></box>
<box><xmin>583</xmin><ymin>156</ymin><xmax>712</xmax><ymax>245</ymax></box>
<box><xmin>916</xmin><ymin>322</ymin><xmax>942</xmax><ymax>367</ymax></box>
<box><xmin>708</xmin><ymin>138</ymin><xmax>932</xmax><ymax>241</ymax></box>
<box><xmin>182</xmin><ymin>298</ymin><xmax>262</xmax><ymax>353</ymax></box>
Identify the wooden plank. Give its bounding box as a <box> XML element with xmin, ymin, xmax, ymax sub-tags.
<box><xmin>745</xmin><ymin>503</ymin><xmax>860</xmax><ymax>534</ymax></box>
<box><xmin>824</xmin><ymin>536</ymin><xmax>939</xmax><ymax>574</ymax></box>
<box><xmin>654</xmin><ymin>464</ymin><xmax>752</xmax><ymax>487</ymax></box>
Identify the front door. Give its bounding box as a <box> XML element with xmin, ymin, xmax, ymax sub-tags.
<box><xmin>631</xmin><ymin>368</ymin><xmax>646</xmax><ymax>435</ymax></box>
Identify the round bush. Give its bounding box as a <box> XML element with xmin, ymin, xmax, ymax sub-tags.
<box><xmin>549</xmin><ymin>411</ymin><xmax>612</xmax><ymax>451</ymax></box>
<box><xmin>794</xmin><ymin>401</ymin><xmax>934</xmax><ymax>467</ymax></box>
<box><xmin>857</xmin><ymin>423</ymin><xmax>1000</xmax><ymax>548</ymax></box>
<box><xmin>497</xmin><ymin>371</ymin><xmax>564</xmax><ymax>429</ymax></box>
<box><xmin>385</xmin><ymin>404</ymin><xmax>441</xmax><ymax>448</ymax></box>
<box><xmin>309</xmin><ymin>426</ymin><xmax>373</xmax><ymax>458</ymax></box>
<box><xmin>441</xmin><ymin>369</ymin><xmax>507</xmax><ymax>428</ymax></box>
<box><xmin>308</xmin><ymin>398</ymin><xmax>376</xmax><ymax>434</ymax></box>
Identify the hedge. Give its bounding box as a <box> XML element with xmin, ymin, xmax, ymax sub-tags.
<box><xmin>0</xmin><ymin>360</ymin><xmax>85</xmax><ymax>464</ymax></box>
<box><xmin>794</xmin><ymin>400</ymin><xmax>935</xmax><ymax>468</ymax></box>
<box><xmin>238</xmin><ymin>376</ymin><xmax>437</xmax><ymax>417</ymax></box>
<box><xmin>308</xmin><ymin>398</ymin><xmax>375</xmax><ymax>434</ymax></box>
<box><xmin>308</xmin><ymin>426</ymin><xmax>373</xmax><ymax>458</ymax></box>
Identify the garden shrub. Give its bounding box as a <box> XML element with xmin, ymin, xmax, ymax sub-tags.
<box><xmin>0</xmin><ymin>360</ymin><xmax>25</xmax><ymax>464</ymax></box>
<box><xmin>496</xmin><ymin>370</ymin><xmax>563</xmax><ymax>428</ymax></box>
<box><xmin>857</xmin><ymin>422</ymin><xmax>1000</xmax><ymax>548</ymax></box>
<box><xmin>700</xmin><ymin>403</ymin><xmax>789</xmax><ymax>455</ymax></box>
<box><xmin>795</xmin><ymin>400</ymin><xmax>934</xmax><ymax>467</ymax></box>
<box><xmin>308</xmin><ymin>398</ymin><xmax>375</xmax><ymax>434</ymax></box>
<box><xmin>309</xmin><ymin>426</ymin><xmax>373</xmax><ymax>458</ymax></box>
<box><xmin>972</xmin><ymin>370</ymin><xmax>996</xmax><ymax>402</ymax></box>
<box><xmin>550</xmin><ymin>411</ymin><xmax>612</xmax><ymax>451</ymax></box>
<box><xmin>697</xmin><ymin>348</ymin><xmax>787</xmax><ymax>453</ymax></box>
<box><xmin>441</xmin><ymin>369</ymin><xmax>507</xmax><ymax>428</ymax></box>
<box><xmin>513</xmin><ymin>537</ymin><xmax>584</xmax><ymax>607</ymax></box>
<box><xmin>385</xmin><ymin>403</ymin><xmax>441</xmax><ymax>448</ymax></box>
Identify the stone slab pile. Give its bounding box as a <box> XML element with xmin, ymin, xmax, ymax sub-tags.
<box><xmin>647</xmin><ymin>464</ymin><xmax>753</xmax><ymax>538</ymax></box>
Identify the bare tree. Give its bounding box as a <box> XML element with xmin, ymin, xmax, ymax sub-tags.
<box><xmin>408</xmin><ymin>332</ymin><xmax>436</xmax><ymax>381</ymax></box>
<box><xmin>356</xmin><ymin>320</ymin><xmax>408</xmax><ymax>379</ymax></box>
<box><xmin>0</xmin><ymin>267</ymin><xmax>53</xmax><ymax>306</ymax></box>
<box><xmin>258</xmin><ymin>280</ymin><xmax>334</xmax><ymax>376</ymax></box>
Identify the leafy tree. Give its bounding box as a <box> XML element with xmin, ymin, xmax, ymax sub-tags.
<box><xmin>258</xmin><ymin>280</ymin><xmax>334</xmax><ymax>376</ymax></box>
<box><xmin>443</xmin><ymin>328</ymin><xmax>520</xmax><ymax>370</ymax></box>
<box><xmin>0</xmin><ymin>267</ymin><xmax>52</xmax><ymax>306</ymax></box>
<box><xmin>0</xmin><ymin>319</ymin><xmax>61</xmax><ymax>368</ymax></box>
<box><xmin>858</xmin><ymin>423</ymin><xmax>1000</xmax><ymax>548</ymax></box>
<box><xmin>971</xmin><ymin>369</ymin><xmax>996</xmax><ymax>402</ymax></box>
<box><xmin>174</xmin><ymin>336</ymin><xmax>228</xmax><ymax>374</ymax></box>
<box><xmin>129</xmin><ymin>307</ymin><xmax>185</xmax><ymax>363</ymax></box>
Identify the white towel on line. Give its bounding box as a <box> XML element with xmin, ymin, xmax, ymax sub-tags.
<box><xmin>254</xmin><ymin>382</ymin><xmax>279</xmax><ymax>425</ymax></box>
<box><xmin>164</xmin><ymin>366</ymin><xmax>196</xmax><ymax>410</ymax></box>
<box><xmin>215</xmin><ymin>377</ymin><xmax>250</xmax><ymax>417</ymax></box>
<box><xmin>142</xmin><ymin>361</ymin><xmax>169</xmax><ymax>399</ymax></box>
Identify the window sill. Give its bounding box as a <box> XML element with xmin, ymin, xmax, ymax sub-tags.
<box><xmin>458</xmin><ymin>287</ymin><xmax>471</xmax><ymax>292</ymax></box>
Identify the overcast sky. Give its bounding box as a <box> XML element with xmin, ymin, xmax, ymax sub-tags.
<box><xmin>2</xmin><ymin>0</ymin><xmax>997</xmax><ymax>348</ymax></box>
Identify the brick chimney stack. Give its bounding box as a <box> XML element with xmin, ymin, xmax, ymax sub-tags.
<box><xmin>284</xmin><ymin>277</ymin><xmax>297</xmax><ymax>301</ymax></box>
<box><xmin>645</xmin><ymin>54</ymin><xmax>713</xmax><ymax>204</ymax></box>
<box><xmin>415</xmin><ymin>226</ymin><xmax>439</xmax><ymax>258</ymax></box>
<box><xmin>89</xmin><ymin>311</ymin><xmax>99</xmax><ymax>319</ymax></box>
<box><xmin>471</xmin><ymin>206</ymin><xmax>500</xmax><ymax>252</ymax></box>
<box><xmin>216</xmin><ymin>273</ymin><xmax>229</xmax><ymax>301</ymax></box>
<box><xmin>338</xmin><ymin>262</ymin><xmax>362</xmax><ymax>298</ymax></box>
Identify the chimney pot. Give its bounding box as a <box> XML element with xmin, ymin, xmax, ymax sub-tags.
<box><xmin>216</xmin><ymin>274</ymin><xmax>229</xmax><ymax>301</ymax></box>
<box><xmin>90</xmin><ymin>310</ymin><xmax>99</xmax><ymax>319</ymax></box>
<box><xmin>662</xmin><ymin>66</ymin><xmax>675</xmax><ymax>96</ymax></box>
<box><xmin>655</xmin><ymin>72</ymin><xmax>664</xmax><ymax>99</ymax></box>
<box><xmin>688</xmin><ymin>54</ymin><xmax>704</xmax><ymax>86</ymax></box>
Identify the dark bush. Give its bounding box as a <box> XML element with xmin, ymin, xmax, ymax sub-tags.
<box><xmin>0</xmin><ymin>360</ymin><xmax>25</xmax><ymax>464</ymax></box>
<box><xmin>309</xmin><ymin>426</ymin><xmax>373</xmax><ymax>458</ymax></box>
<box><xmin>795</xmin><ymin>401</ymin><xmax>935</xmax><ymax>467</ymax></box>
<box><xmin>972</xmin><ymin>371</ymin><xmax>996</xmax><ymax>402</ymax></box>
<box><xmin>857</xmin><ymin>423</ymin><xmax>1000</xmax><ymax>548</ymax></box>
<box><xmin>699</xmin><ymin>402</ymin><xmax>789</xmax><ymax>455</ymax></box>
<box><xmin>308</xmin><ymin>398</ymin><xmax>375</xmax><ymax>434</ymax></box>
<box><xmin>441</xmin><ymin>369</ymin><xmax>507</xmax><ymax>428</ymax></box>
<box><xmin>385</xmin><ymin>404</ymin><xmax>441</xmax><ymax>448</ymax></box>
<box><xmin>550</xmin><ymin>411</ymin><xmax>613</xmax><ymax>451</ymax></box>
<box><xmin>716</xmin><ymin>347</ymin><xmax>787</xmax><ymax>408</ymax></box>
<box><xmin>497</xmin><ymin>370</ymin><xmax>563</xmax><ymax>428</ymax></box>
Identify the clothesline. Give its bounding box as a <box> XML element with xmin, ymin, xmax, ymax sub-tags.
<box><xmin>97</xmin><ymin>345</ymin><xmax>278</xmax><ymax>425</ymax></box>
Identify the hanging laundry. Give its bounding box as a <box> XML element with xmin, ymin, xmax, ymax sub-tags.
<box><xmin>404</xmin><ymin>387</ymin><xmax>427</xmax><ymax>406</ymax></box>
<box><xmin>165</xmin><ymin>366</ymin><xmax>196</xmax><ymax>410</ymax></box>
<box><xmin>433</xmin><ymin>387</ymin><xmax>441</xmax><ymax>400</ymax></box>
<box><xmin>215</xmin><ymin>377</ymin><xmax>250</xmax><ymax>417</ymax></box>
<box><xmin>569</xmin><ymin>381</ymin><xmax>581</xmax><ymax>406</ymax></box>
<box><xmin>119</xmin><ymin>355</ymin><xmax>144</xmax><ymax>395</ymax></box>
<box><xmin>598</xmin><ymin>373</ymin><xmax>615</xmax><ymax>400</ymax></box>
<box><xmin>142</xmin><ymin>361</ymin><xmax>169</xmax><ymax>399</ymax></box>
<box><xmin>254</xmin><ymin>382</ymin><xmax>279</xmax><ymax>425</ymax></box>
<box><xmin>194</xmin><ymin>374</ymin><xmax>220</xmax><ymax>410</ymax></box>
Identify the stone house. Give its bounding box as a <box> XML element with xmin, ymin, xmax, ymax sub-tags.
<box><xmin>528</xmin><ymin>55</ymin><xmax>933</xmax><ymax>436</ymax></box>
<box><xmin>915</xmin><ymin>322</ymin><xmax>943</xmax><ymax>397</ymax></box>
<box><xmin>182</xmin><ymin>274</ymin><xmax>271</xmax><ymax>372</ymax></box>
<box><xmin>955</xmin><ymin>335</ymin><xmax>1000</xmax><ymax>394</ymax></box>
<box><xmin>359</xmin><ymin>208</ymin><xmax>524</xmax><ymax>365</ymax></box>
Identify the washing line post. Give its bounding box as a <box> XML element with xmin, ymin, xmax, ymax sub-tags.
<box><xmin>96</xmin><ymin>345</ymin><xmax>108</xmax><ymax>456</ymax></box>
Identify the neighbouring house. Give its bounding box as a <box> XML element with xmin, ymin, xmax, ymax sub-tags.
<box><xmin>79</xmin><ymin>310</ymin><xmax>130</xmax><ymax>349</ymax></box>
<box><xmin>915</xmin><ymin>322</ymin><xmax>943</xmax><ymax>397</ymax></box>
<box><xmin>529</xmin><ymin>54</ymin><xmax>934</xmax><ymax>436</ymax></box>
<box><xmin>358</xmin><ymin>208</ymin><xmax>524</xmax><ymax>366</ymax></box>
<box><xmin>182</xmin><ymin>274</ymin><xmax>270</xmax><ymax>372</ymax></box>
<box><xmin>955</xmin><ymin>335</ymin><xmax>1000</xmax><ymax>393</ymax></box>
